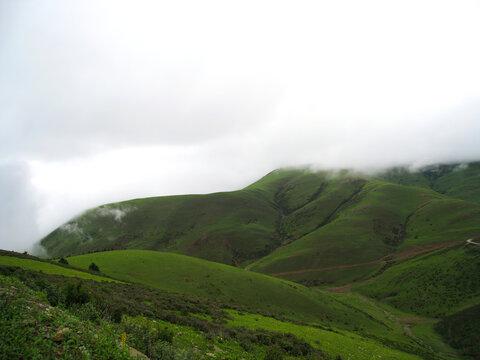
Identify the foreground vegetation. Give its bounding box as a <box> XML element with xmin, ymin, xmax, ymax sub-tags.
<box><xmin>0</xmin><ymin>267</ymin><xmax>329</xmax><ymax>359</ymax></box>
<box><xmin>0</xmin><ymin>251</ymin><xmax>456</xmax><ymax>359</ymax></box>
<box><xmin>0</xmin><ymin>275</ymin><xmax>132</xmax><ymax>359</ymax></box>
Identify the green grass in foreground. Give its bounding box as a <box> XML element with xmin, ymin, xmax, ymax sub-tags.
<box><xmin>0</xmin><ymin>269</ymin><xmax>327</xmax><ymax>359</ymax></box>
<box><xmin>0</xmin><ymin>255</ymin><xmax>120</xmax><ymax>283</ymax></box>
<box><xmin>0</xmin><ymin>275</ymin><xmax>132</xmax><ymax>359</ymax></box>
<box><xmin>2</xmin><ymin>250</ymin><xmax>460</xmax><ymax>359</ymax></box>
<box><xmin>226</xmin><ymin>310</ymin><xmax>423</xmax><ymax>360</ymax></box>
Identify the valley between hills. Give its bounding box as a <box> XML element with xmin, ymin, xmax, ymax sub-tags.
<box><xmin>1</xmin><ymin>162</ymin><xmax>479</xmax><ymax>359</ymax></box>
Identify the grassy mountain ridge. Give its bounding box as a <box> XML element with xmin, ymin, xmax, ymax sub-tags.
<box><xmin>40</xmin><ymin>161</ymin><xmax>480</xmax><ymax>289</ymax></box>
<box><xmin>42</xmin><ymin>190</ymin><xmax>280</xmax><ymax>265</ymax></box>
<box><xmin>250</xmin><ymin>181</ymin><xmax>480</xmax><ymax>285</ymax></box>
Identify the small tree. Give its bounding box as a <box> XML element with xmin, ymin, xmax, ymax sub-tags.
<box><xmin>88</xmin><ymin>262</ymin><xmax>100</xmax><ymax>272</ymax></box>
<box><xmin>59</xmin><ymin>257</ymin><xmax>69</xmax><ymax>265</ymax></box>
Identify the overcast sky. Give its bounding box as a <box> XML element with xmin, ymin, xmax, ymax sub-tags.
<box><xmin>1</xmin><ymin>0</ymin><xmax>480</xmax><ymax>253</ymax></box>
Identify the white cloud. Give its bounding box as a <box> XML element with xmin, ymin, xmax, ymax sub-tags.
<box><xmin>0</xmin><ymin>0</ymin><xmax>480</xmax><ymax>251</ymax></box>
<box><xmin>97</xmin><ymin>206</ymin><xmax>135</xmax><ymax>222</ymax></box>
<box><xmin>60</xmin><ymin>222</ymin><xmax>83</xmax><ymax>235</ymax></box>
<box><xmin>0</xmin><ymin>162</ymin><xmax>40</xmax><ymax>252</ymax></box>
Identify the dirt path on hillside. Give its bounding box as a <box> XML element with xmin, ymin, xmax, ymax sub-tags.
<box><xmin>270</xmin><ymin>239</ymin><xmax>464</xmax><ymax>278</ymax></box>
<box><xmin>392</xmin><ymin>239</ymin><xmax>464</xmax><ymax>261</ymax></box>
<box><xmin>397</xmin><ymin>317</ymin><xmax>440</xmax><ymax>324</ymax></box>
<box><xmin>271</xmin><ymin>257</ymin><xmax>390</xmax><ymax>277</ymax></box>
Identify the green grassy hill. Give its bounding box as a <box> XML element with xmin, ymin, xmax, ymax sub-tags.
<box><xmin>40</xmin><ymin>162</ymin><xmax>480</xmax><ymax>289</ymax></box>
<box><xmin>1</xmin><ymin>250</ymin><xmax>443</xmax><ymax>359</ymax></box>
<box><xmin>249</xmin><ymin>181</ymin><xmax>480</xmax><ymax>286</ymax></box>
<box><xmin>41</xmin><ymin>190</ymin><xmax>279</xmax><ymax>265</ymax></box>
<box><xmin>24</xmin><ymin>161</ymin><xmax>480</xmax><ymax>358</ymax></box>
<box><xmin>66</xmin><ymin>249</ymin><xmax>384</xmax><ymax>331</ymax></box>
<box><xmin>64</xmin><ymin>248</ymin><xmax>480</xmax><ymax>358</ymax></box>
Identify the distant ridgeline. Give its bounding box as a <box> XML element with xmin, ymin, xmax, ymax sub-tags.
<box><xmin>40</xmin><ymin>161</ymin><xmax>480</xmax><ymax>281</ymax></box>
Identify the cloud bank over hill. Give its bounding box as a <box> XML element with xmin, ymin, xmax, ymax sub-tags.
<box><xmin>1</xmin><ymin>0</ymin><xmax>480</xmax><ymax>251</ymax></box>
<box><xmin>0</xmin><ymin>163</ymin><xmax>40</xmax><ymax>251</ymax></box>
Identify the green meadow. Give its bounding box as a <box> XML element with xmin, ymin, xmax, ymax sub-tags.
<box><xmin>67</xmin><ymin>250</ymin><xmax>389</xmax><ymax>331</ymax></box>
<box><xmin>226</xmin><ymin>310</ymin><xmax>424</xmax><ymax>360</ymax></box>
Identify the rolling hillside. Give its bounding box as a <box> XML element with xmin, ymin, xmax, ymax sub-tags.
<box><xmin>1</xmin><ymin>249</ymin><xmax>445</xmax><ymax>359</ymax></box>
<box><xmin>41</xmin><ymin>190</ymin><xmax>279</xmax><ymax>265</ymax></box>
<box><xmin>40</xmin><ymin>162</ymin><xmax>480</xmax><ymax>288</ymax></box>
<box><xmin>248</xmin><ymin>180</ymin><xmax>480</xmax><ymax>285</ymax></box>
<box><xmin>66</xmin><ymin>249</ymin><xmax>382</xmax><ymax>329</ymax></box>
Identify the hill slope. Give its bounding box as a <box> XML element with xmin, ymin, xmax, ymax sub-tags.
<box><xmin>2</xmin><ymin>250</ymin><xmax>443</xmax><ymax>360</ymax></box>
<box><xmin>249</xmin><ymin>180</ymin><xmax>480</xmax><ymax>285</ymax></box>
<box><xmin>66</xmin><ymin>249</ymin><xmax>383</xmax><ymax>330</ymax></box>
<box><xmin>40</xmin><ymin>162</ymin><xmax>480</xmax><ymax>288</ymax></box>
<box><xmin>42</xmin><ymin>190</ymin><xmax>279</xmax><ymax>265</ymax></box>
